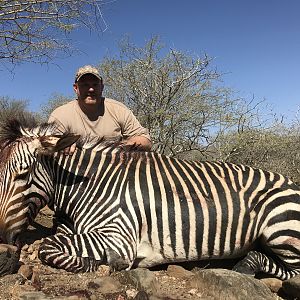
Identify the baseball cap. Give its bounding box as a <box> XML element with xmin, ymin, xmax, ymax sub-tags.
<box><xmin>74</xmin><ymin>65</ymin><xmax>102</xmax><ymax>83</ymax></box>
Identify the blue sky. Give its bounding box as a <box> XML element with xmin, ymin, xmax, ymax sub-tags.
<box><xmin>1</xmin><ymin>0</ymin><xmax>299</xmax><ymax>120</ymax></box>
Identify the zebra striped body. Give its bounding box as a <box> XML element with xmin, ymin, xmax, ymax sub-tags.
<box><xmin>0</xmin><ymin>120</ymin><xmax>300</xmax><ymax>279</ymax></box>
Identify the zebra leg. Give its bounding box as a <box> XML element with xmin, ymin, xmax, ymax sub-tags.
<box><xmin>52</xmin><ymin>213</ymin><xmax>75</xmax><ymax>235</ymax></box>
<box><xmin>54</xmin><ymin>223</ymin><xmax>74</xmax><ymax>235</ymax></box>
<box><xmin>233</xmin><ymin>251</ymin><xmax>268</xmax><ymax>276</ymax></box>
<box><xmin>38</xmin><ymin>232</ymin><xmax>136</xmax><ymax>273</ymax></box>
<box><xmin>233</xmin><ymin>250</ymin><xmax>300</xmax><ymax>279</ymax></box>
<box><xmin>38</xmin><ymin>233</ymin><xmax>104</xmax><ymax>272</ymax></box>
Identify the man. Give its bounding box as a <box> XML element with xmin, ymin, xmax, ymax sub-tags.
<box><xmin>49</xmin><ymin>65</ymin><xmax>152</xmax><ymax>151</ymax></box>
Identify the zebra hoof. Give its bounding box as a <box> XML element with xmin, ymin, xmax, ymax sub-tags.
<box><xmin>106</xmin><ymin>248</ymin><xmax>130</xmax><ymax>272</ymax></box>
<box><xmin>109</xmin><ymin>259</ymin><xmax>130</xmax><ymax>273</ymax></box>
<box><xmin>232</xmin><ymin>260</ymin><xmax>255</xmax><ymax>276</ymax></box>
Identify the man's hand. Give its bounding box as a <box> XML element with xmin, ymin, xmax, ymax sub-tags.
<box><xmin>62</xmin><ymin>143</ymin><xmax>77</xmax><ymax>155</ymax></box>
<box><xmin>122</xmin><ymin>136</ymin><xmax>152</xmax><ymax>151</ymax></box>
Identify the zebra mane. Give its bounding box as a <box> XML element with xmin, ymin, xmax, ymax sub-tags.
<box><xmin>76</xmin><ymin>136</ymin><xmax>141</xmax><ymax>152</ymax></box>
<box><xmin>76</xmin><ymin>135</ymin><xmax>111</xmax><ymax>149</ymax></box>
<box><xmin>0</xmin><ymin>117</ymin><xmax>58</xmax><ymax>148</ymax></box>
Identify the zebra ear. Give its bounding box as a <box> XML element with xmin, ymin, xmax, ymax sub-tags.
<box><xmin>39</xmin><ymin>135</ymin><xmax>80</xmax><ymax>154</ymax></box>
<box><xmin>55</xmin><ymin>135</ymin><xmax>80</xmax><ymax>152</ymax></box>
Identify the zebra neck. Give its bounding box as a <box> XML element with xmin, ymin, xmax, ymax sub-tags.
<box><xmin>51</xmin><ymin>147</ymin><xmax>134</xmax><ymax>221</ymax></box>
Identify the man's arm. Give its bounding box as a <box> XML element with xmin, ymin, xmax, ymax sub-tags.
<box><xmin>120</xmin><ymin>106</ymin><xmax>152</xmax><ymax>151</ymax></box>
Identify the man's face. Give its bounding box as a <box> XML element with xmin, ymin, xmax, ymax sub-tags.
<box><xmin>73</xmin><ymin>74</ymin><xmax>103</xmax><ymax>105</ymax></box>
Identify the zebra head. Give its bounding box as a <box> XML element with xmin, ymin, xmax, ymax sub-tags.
<box><xmin>0</xmin><ymin>118</ymin><xmax>79</xmax><ymax>245</ymax></box>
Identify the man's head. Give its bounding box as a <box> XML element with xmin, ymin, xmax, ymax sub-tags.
<box><xmin>73</xmin><ymin>65</ymin><xmax>104</xmax><ymax>107</ymax></box>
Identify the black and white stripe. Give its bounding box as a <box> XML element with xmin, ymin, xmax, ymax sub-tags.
<box><xmin>39</xmin><ymin>145</ymin><xmax>300</xmax><ymax>278</ymax></box>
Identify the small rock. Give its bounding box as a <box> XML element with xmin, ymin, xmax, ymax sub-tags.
<box><xmin>187</xmin><ymin>288</ymin><xmax>197</xmax><ymax>295</ymax></box>
<box><xmin>22</xmin><ymin>244</ymin><xmax>29</xmax><ymax>251</ymax></box>
<box><xmin>27</xmin><ymin>244</ymin><xmax>34</xmax><ymax>253</ymax></box>
<box><xmin>125</xmin><ymin>268</ymin><xmax>156</xmax><ymax>292</ymax></box>
<box><xmin>0</xmin><ymin>243</ymin><xmax>20</xmax><ymax>276</ymax></box>
<box><xmin>18</xmin><ymin>264</ymin><xmax>34</xmax><ymax>280</ymax></box>
<box><xmin>20</xmin><ymin>253</ymin><xmax>26</xmax><ymax>262</ymax></box>
<box><xmin>282</xmin><ymin>274</ymin><xmax>300</xmax><ymax>298</ymax></box>
<box><xmin>89</xmin><ymin>276</ymin><xmax>123</xmax><ymax>294</ymax></box>
<box><xmin>126</xmin><ymin>288</ymin><xmax>138</xmax><ymax>298</ymax></box>
<box><xmin>187</xmin><ymin>269</ymin><xmax>277</xmax><ymax>300</ymax></box>
<box><xmin>97</xmin><ymin>264</ymin><xmax>110</xmax><ymax>276</ymax></box>
<box><xmin>28</xmin><ymin>251</ymin><xmax>38</xmax><ymax>261</ymax></box>
<box><xmin>32</xmin><ymin>239</ymin><xmax>43</xmax><ymax>247</ymax></box>
<box><xmin>260</xmin><ymin>277</ymin><xmax>282</xmax><ymax>293</ymax></box>
<box><xmin>166</xmin><ymin>265</ymin><xmax>194</xmax><ymax>278</ymax></box>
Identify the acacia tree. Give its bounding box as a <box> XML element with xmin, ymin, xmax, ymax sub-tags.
<box><xmin>99</xmin><ymin>37</ymin><xmax>249</xmax><ymax>156</ymax></box>
<box><xmin>0</xmin><ymin>0</ymin><xmax>107</xmax><ymax>64</ymax></box>
<box><xmin>0</xmin><ymin>96</ymin><xmax>37</xmax><ymax>125</ymax></box>
<box><xmin>215</xmin><ymin>122</ymin><xmax>300</xmax><ymax>183</ymax></box>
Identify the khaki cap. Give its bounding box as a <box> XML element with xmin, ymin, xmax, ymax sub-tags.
<box><xmin>74</xmin><ymin>65</ymin><xmax>102</xmax><ymax>82</ymax></box>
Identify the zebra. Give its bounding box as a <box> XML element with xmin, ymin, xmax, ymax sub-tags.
<box><xmin>0</xmin><ymin>118</ymin><xmax>300</xmax><ymax>280</ymax></box>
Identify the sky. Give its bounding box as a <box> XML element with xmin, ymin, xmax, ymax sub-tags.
<box><xmin>1</xmin><ymin>0</ymin><xmax>300</xmax><ymax>121</ymax></box>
